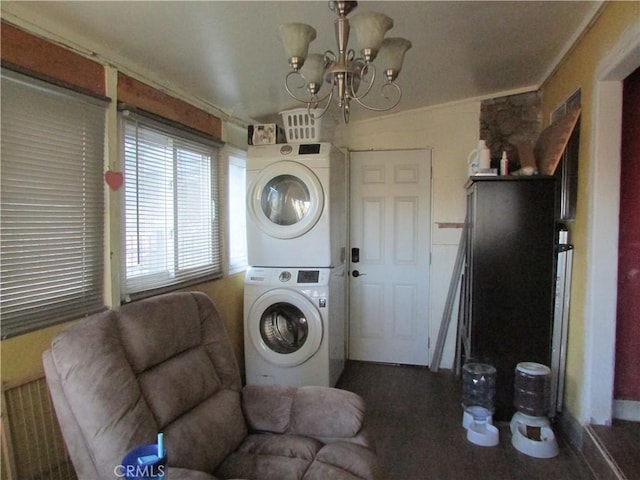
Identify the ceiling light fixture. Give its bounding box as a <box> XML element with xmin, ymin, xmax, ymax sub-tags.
<box><xmin>279</xmin><ymin>1</ymin><xmax>412</xmax><ymax>123</ymax></box>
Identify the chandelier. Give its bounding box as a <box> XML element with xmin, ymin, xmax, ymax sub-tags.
<box><xmin>279</xmin><ymin>1</ymin><xmax>412</xmax><ymax>123</ymax></box>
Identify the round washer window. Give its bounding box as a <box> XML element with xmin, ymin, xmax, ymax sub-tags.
<box><xmin>260</xmin><ymin>302</ymin><xmax>308</xmax><ymax>354</ymax></box>
<box><xmin>248</xmin><ymin>289</ymin><xmax>323</xmax><ymax>367</ymax></box>
<box><xmin>260</xmin><ymin>175</ymin><xmax>310</xmax><ymax>226</ymax></box>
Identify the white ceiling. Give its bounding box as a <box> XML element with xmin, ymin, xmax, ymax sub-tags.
<box><xmin>2</xmin><ymin>1</ymin><xmax>602</xmax><ymax>125</ymax></box>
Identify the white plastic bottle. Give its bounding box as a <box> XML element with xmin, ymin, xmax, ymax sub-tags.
<box><xmin>500</xmin><ymin>151</ymin><xmax>509</xmax><ymax>176</ymax></box>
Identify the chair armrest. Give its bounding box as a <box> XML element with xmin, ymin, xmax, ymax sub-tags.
<box><xmin>242</xmin><ymin>385</ymin><xmax>366</xmax><ymax>439</ymax></box>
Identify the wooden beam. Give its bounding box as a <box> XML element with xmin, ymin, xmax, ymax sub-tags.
<box><xmin>118</xmin><ymin>73</ymin><xmax>222</xmax><ymax>140</ymax></box>
<box><xmin>1</xmin><ymin>21</ymin><xmax>105</xmax><ymax>97</ymax></box>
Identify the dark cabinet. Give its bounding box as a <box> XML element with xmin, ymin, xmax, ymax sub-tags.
<box><xmin>462</xmin><ymin>176</ymin><xmax>557</xmax><ymax>420</ymax></box>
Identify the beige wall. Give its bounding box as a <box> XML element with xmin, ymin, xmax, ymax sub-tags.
<box><xmin>540</xmin><ymin>1</ymin><xmax>639</xmax><ymax>423</ymax></box>
<box><xmin>335</xmin><ymin>100</ymin><xmax>482</xmax><ymax>368</ymax></box>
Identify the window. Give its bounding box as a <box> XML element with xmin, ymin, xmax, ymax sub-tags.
<box><xmin>121</xmin><ymin>111</ymin><xmax>222</xmax><ymax>299</ymax></box>
<box><xmin>227</xmin><ymin>148</ymin><xmax>247</xmax><ymax>273</ymax></box>
<box><xmin>0</xmin><ymin>69</ymin><xmax>107</xmax><ymax>338</ymax></box>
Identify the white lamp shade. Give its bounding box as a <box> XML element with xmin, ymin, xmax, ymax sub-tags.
<box><xmin>279</xmin><ymin>23</ymin><xmax>317</xmax><ymax>61</ymax></box>
<box><xmin>378</xmin><ymin>37</ymin><xmax>412</xmax><ymax>73</ymax></box>
<box><xmin>350</xmin><ymin>12</ymin><xmax>393</xmax><ymax>53</ymax></box>
<box><xmin>301</xmin><ymin>53</ymin><xmax>327</xmax><ymax>85</ymax></box>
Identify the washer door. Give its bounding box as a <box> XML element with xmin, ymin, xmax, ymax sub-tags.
<box><xmin>247</xmin><ymin>161</ymin><xmax>324</xmax><ymax>239</ymax></box>
<box><xmin>248</xmin><ymin>289</ymin><xmax>323</xmax><ymax>367</ymax></box>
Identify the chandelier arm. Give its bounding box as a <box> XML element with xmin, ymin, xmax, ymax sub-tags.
<box><xmin>310</xmin><ymin>86</ymin><xmax>335</xmax><ymax>120</ymax></box>
<box><xmin>308</xmin><ymin>82</ymin><xmax>334</xmax><ymax>105</ymax></box>
<box><xmin>350</xmin><ymin>62</ymin><xmax>377</xmax><ymax>101</ymax></box>
<box><xmin>353</xmin><ymin>81</ymin><xmax>402</xmax><ymax>112</ymax></box>
<box><xmin>285</xmin><ymin>68</ymin><xmax>335</xmax><ymax>104</ymax></box>
<box><xmin>284</xmin><ymin>71</ymin><xmax>316</xmax><ymax>103</ymax></box>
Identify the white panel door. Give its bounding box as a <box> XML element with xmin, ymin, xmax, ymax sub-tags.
<box><xmin>349</xmin><ymin>150</ymin><xmax>432</xmax><ymax>365</ymax></box>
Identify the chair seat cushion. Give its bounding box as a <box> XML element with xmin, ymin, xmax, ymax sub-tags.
<box><xmin>215</xmin><ymin>434</ymin><xmax>322</xmax><ymax>480</ymax></box>
<box><xmin>303</xmin><ymin>442</ymin><xmax>382</xmax><ymax>480</ymax></box>
<box><xmin>215</xmin><ymin>434</ymin><xmax>380</xmax><ymax>480</ymax></box>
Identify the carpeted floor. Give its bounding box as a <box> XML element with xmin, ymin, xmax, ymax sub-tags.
<box><xmin>336</xmin><ymin>361</ymin><xmax>595</xmax><ymax>480</ymax></box>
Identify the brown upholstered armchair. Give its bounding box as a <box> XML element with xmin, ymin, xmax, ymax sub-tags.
<box><xmin>43</xmin><ymin>292</ymin><xmax>380</xmax><ymax>480</ymax></box>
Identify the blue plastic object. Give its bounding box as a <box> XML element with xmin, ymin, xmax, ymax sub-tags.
<box><xmin>121</xmin><ymin>443</ymin><xmax>167</xmax><ymax>480</ymax></box>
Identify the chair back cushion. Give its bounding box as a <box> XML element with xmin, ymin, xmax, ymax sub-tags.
<box><xmin>46</xmin><ymin>292</ymin><xmax>247</xmax><ymax>478</ymax></box>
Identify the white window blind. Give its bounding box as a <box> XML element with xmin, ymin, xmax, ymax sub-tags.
<box><xmin>0</xmin><ymin>69</ymin><xmax>107</xmax><ymax>339</ymax></box>
<box><xmin>122</xmin><ymin>112</ymin><xmax>222</xmax><ymax>299</ymax></box>
<box><xmin>227</xmin><ymin>148</ymin><xmax>247</xmax><ymax>273</ymax></box>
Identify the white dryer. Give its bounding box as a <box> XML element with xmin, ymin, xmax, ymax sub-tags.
<box><xmin>244</xmin><ymin>266</ymin><xmax>345</xmax><ymax>387</ymax></box>
<box><xmin>246</xmin><ymin>143</ymin><xmax>346</xmax><ymax>268</ymax></box>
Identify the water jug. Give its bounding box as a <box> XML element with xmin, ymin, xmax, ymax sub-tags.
<box><xmin>467</xmin><ymin>140</ymin><xmax>491</xmax><ymax>176</ymax></box>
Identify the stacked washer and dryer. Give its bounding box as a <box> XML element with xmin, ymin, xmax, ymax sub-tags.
<box><xmin>244</xmin><ymin>142</ymin><xmax>347</xmax><ymax>387</ymax></box>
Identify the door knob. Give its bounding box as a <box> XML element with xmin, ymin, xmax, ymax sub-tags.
<box><xmin>352</xmin><ymin>270</ymin><xmax>366</xmax><ymax>277</ymax></box>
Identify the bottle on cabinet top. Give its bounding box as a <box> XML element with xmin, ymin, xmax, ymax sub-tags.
<box><xmin>500</xmin><ymin>151</ymin><xmax>509</xmax><ymax>176</ymax></box>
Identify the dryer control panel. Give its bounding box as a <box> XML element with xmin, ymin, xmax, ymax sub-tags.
<box><xmin>298</xmin><ymin>144</ymin><xmax>321</xmax><ymax>155</ymax></box>
<box><xmin>246</xmin><ymin>267</ymin><xmax>329</xmax><ymax>286</ymax></box>
<box><xmin>296</xmin><ymin>270</ymin><xmax>320</xmax><ymax>283</ymax></box>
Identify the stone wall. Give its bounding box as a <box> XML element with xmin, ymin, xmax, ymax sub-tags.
<box><xmin>480</xmin><ymin>91</ymin><xmax>542</xmax><ymax>170</ymax></box>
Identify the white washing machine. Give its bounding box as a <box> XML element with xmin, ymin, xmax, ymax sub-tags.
<box><xmin>246</xmin><ymin>143</ymin><xmax>346</xmax><ymax>268</ymax></box>
<box><xmin>244</xmin><ymin>266</ymin><xmax>346</xmax><ymax>387</ymax></box>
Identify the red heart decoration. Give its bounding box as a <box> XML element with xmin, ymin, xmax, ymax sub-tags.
<box><xmin>105</xmin><ymin>170</ymin><xmax>124</xmax><ymax>191</ymax></box>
